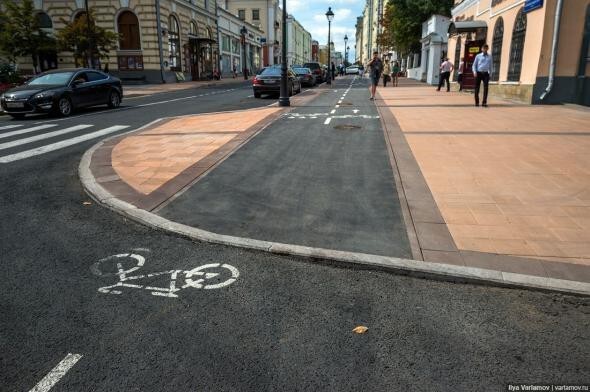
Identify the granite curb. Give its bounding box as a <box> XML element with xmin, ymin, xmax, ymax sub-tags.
<box><xmin>78</xmin><ymin>107</ymin><xmax>590</xmax><ymax>297</ymax></box>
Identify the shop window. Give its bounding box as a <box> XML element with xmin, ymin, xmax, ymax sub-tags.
<box><xmin>222</xmin><ymin>34</ymin><xmax>230</xmax><ymax>52</ymax></box>
<box><xmin>491</xmin><ymin>17</ymin><xmax>503</xmax><ymax>81</ymax></box>
<box><xmin>453</xmin><ymin>37</ymin><xmax>461</xmax><ymax>81</ymax></box>
<box><xmin>507</xmin><ymin>8</ymin><xmax>526</xmax><ymax>82</ymax></box>
<box><xmin>189</xmin><ymin>21</ymin><xmax>198</xmax><ymax>37</ymax></box>
<box><xmin>168</xmin><ymin>15</ymin><xmax>181</xmax><ymax>71</ymax></box>
<box><xmin>117</xmin><ymin>11</ymin><xmax>141</xmax><ymax>50</ymax></box>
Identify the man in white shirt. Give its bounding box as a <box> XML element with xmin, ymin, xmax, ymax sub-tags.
<box><xmin>437</xmin><ymin>58</ymin><xmax>454</xmax><ymax>92</ymax></box>
<box><xmin>472</xmin><ymin>44</ymin><xmax>493</xmax><ymax>107</ymax></box>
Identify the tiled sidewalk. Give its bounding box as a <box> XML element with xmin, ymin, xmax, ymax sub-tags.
<box><xmin>377</xmin><ymin>79</ymin><xmax>590</xmax><ymax>275</ymax></box>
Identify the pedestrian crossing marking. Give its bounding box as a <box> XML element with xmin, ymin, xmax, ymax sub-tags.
<box><xmin>0</xmin><ymin>124</ymin><xmax>129</xmax><ymax>163</ymax></box>
<box><xmin>0</xmin><ymin>124</ymin><xmax>24</xmax><ymax>131</ymax></box>
<box><xmin>0</xmin><ymin>124</ymin><xmax>93</xmax><ymax>151</ymax></box>
<box><xmin>0</xmin><ymin>124</ymin><xmax>58</xmax><ymax>140</ymax></box>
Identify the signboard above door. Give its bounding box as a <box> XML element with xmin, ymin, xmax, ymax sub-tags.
<box><xmin>524</xmin><ymin>0</ymin><xmax>543</xmax><ymax>13</ymax></box>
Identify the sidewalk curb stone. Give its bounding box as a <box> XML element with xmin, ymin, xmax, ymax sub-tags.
<box><xmin>78</xmin><ymin>110</ymin><xmax>590</xmax><ymax>298</ymax></box>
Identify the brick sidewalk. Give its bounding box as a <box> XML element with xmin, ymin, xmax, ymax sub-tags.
<box><xmin>377</xmin><ymin>79</ymin><xmax>590</xmax><ymax>278</ymax></box>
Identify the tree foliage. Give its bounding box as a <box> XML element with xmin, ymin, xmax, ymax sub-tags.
<box><xmin>0</xmin><ymin>0</ymin><xmax>56</xmax><ymax>72</ymax></box>
<box><xmin>378</xmin><ymin>0</ymin><xmax>454</xmax><ymax>57</ymax></box>
<box><xmin>56</xmin><ymin>10</ymin><xmax>118</xmax><ymax>68</ymax></box>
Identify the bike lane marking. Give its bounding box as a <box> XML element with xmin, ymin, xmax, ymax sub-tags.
<box><xmin>28</xmin><ymin>353</ymin><xmax>82</xmax><ymax>392</ymax></box>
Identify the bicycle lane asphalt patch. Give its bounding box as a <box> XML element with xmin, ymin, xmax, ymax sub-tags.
<box><xmin>157</xmin><ymin>76</ymin><xmax>413</xmax><ymax>258</ymax></box>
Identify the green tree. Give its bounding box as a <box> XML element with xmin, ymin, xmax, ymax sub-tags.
<box><xmin>378</xmin><ymin>0</ymin><xmax>454</xmax><ymax>58</ymax></box>
<box><xmin>56</xmin><ymin>10</ymin><xmax>118</xmax><ymax>68</ymax></box>
<box><xmin>0</xmin><ymin>0</ymin><xmax>56</xmax><ymax>72</ymax></box>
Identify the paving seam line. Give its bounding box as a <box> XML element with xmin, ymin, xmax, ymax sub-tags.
<box><xmin>78</xmin><ymin>108</ymin><xmax>590</xmax><ymax>298</ymax></box>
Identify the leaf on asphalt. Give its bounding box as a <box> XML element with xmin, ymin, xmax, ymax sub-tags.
<box><xmin>352</xmin><ymin>326</ymin><xmax>368</xmax><ymax>334</ymax></box>
<box><xmin>83</xmin><ymin>201</ymin><xmax>92</xmax><ymax>205</ymax></box>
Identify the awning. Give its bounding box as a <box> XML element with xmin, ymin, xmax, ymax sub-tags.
<box><xmin>447</xmin><ymin>21</ymin><xmax>488</xmax><ymax>36</ymax></box>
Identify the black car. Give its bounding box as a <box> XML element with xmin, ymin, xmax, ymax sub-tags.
<box><xmin>303</xmin><ymin>62</ymin><xmax>325</xmax><ymax>84</ymax></box>
<box><xmin>252</xmin><ymin>66</ymin><xmax>301</xmax><ymax>98</ymax></box>
<box><xmin>0</xmin><ymin>68</ymin><xmax>123</xmax><ymax>118</ymax></box>
<box><xmin>293</xmin><ymin>67</ymin><xmax>316</xmax><ymax>87</ymax></box>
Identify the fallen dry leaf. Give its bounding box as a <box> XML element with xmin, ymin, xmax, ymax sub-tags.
<box><xmin>83</xmin><ymin>201</ymin><xmax>92</xmax><ymax>205</ymax></box>
<box><xmin>352</xmin><ymin>326</ymin><xmax>368</xmax><ymax>334</ymax></box>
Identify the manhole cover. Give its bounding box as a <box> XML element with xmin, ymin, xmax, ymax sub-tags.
<box><xmin>334</xmin><ymin>124</ymin><xmax>362</xmax><ymax>130</ymax></box>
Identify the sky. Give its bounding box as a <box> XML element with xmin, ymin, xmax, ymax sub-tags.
<box><xmin>286</xmin><ymin>0</ymin><xmax>363</xmax><ymax>62</ymax></box>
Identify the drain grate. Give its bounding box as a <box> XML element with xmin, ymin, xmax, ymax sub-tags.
<box><xmin>334</xmin><ymin>124</ymin><xmax>362</xmax><ymax>130</ymax></box>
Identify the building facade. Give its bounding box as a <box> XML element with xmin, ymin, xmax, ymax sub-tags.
<box><xmin>286</xmin><ymin>14</ymin><xmax>312</xmax><ymax>66</ymax></box>
<box><xmin>225</xmin><ymin>0</ymin><xmax>281</xmax><ymax>66</ymax></box>
<box><xmin>217</xmin><ymin>6</ymin><xmax>263</xmax><ymax>76</ymax></box>
<box><xmin>355</xmin><ymin>16</ymin><xmax>364</xmax><ymax>65</ymax></box>
<box><xmin>419</xmin><ymin>14</ymin><xmax>450</xmax><ymax>85</ymax></box>
<box><xmin>448</xmin><ymin>0</ymin><xmax>590</xmax><ymax>105</ymax></box>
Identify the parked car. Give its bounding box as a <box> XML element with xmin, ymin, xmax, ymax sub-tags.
<box><xmin>303</xmin><ymin>62</ymin><xmax>325</xmax><ymax>84</ymax></box>
<box><xmin>292</xmin><ymin>67</ymin><xmax>316</xmax><ymax>87</ymax></box>
<box><xmin>252</xmin><ymin>66</ymin><xmax>302</xmax><ymax>98</ymax></box>
<box><xmin>345</xmin><ymin>65</ymin><xmax>360</xmax><ymax>75</ymax></box>
<box><xmin>0</xmin><ymin>68</ymin><xmax>123</xmax><ymax>118</ymax></box>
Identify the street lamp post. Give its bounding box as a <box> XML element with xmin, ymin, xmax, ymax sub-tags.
<box><xmin>278</xmin><ymin>0</ymin><xmax>290</xmax><ymax>106</ymax></box>
<box><xmin>344</xmin><ymin>34</ymin><xmax>348</xmax><ymax>67</ymax></box>
<box><xmin>240</xmin><ymin>26</ymin><xmax>248</xmax><ymax>80</ymax></box>
<box><xmin>346</xmin><ymin>46</ymin><xmax>350</xmax><ymax>66</ymax></box>
<box><xmin>325</xmin><ymin>7</ymin><xmax>334</xmax><ymax>85</ymax></box>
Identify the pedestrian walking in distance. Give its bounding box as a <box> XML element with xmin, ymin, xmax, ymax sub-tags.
<box><xmin>437</xmin><ymin>57</ymin><xmax>453</xmax><ymax>92</ymax></box>
<box><xmin>367</xmin><ymin>51</ymin><xmax>383</xmax><ymax>100</ymax></box>
<box><xmin>392</xmin><ymin>61</ymin><xmax>400</xmax><ymax>87</ymax></box>
<box><xmin>457</xmin><ymin>57</ymin><xmax>464</xmax><ymax>91</ymax></box>
<box><xmin>382</xmin><ymin>60</ymin><xmax>391</xmax><ymax>87</ymax></box>
<box><xmin>473</xmin><ymin>44</ymin><xmax>493</xmax><ymax>107</ymax></box>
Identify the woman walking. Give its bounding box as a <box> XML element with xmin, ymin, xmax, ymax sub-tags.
<box><xmin>382</xmin><ymin>61</ymin><xmax>391</xmax><ymax>87</ymax></box>
<box><xmin>392</xmin><ymin>61</ymin><xmax>400</xmax><ymax>87</ymax></box>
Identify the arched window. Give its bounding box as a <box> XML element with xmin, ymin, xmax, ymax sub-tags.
<box><xmin>491</xmin><ymin>17</ymin><xmax>503</xmax><ymax>81</ymax></box>
<box><xmin>117</xmin><ymin>11</ymin><xmax>141</xmax><ymax>50</ymax></box>
<box><xmin>189</xmin><ymin>21</ymin><xmax>197</xmax><ymax>37</ymax></box>
<box><xmin>168</xmin><ymin>15</ymin><xmax>181</xmax><ymax>71</ymax></box>
<box><xmin>36</xmin><ymin>12</ymin><xmax>53</xmax><ymax>29</ymax></box>
<box><xmin>507</xmin><ymin>8</ymin><xmax>526</xmax><ymax>81</ymax></box>
<box><xmin>453</xmin><ymin>36</ymin><xmax>461</xmax><ymax>81</ymax></box>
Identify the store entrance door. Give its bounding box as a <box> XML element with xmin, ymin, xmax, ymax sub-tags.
<box><xmin>462</xmin><ymin>40</ymin><xmax>485</xmax><ymax>90</ymax></box>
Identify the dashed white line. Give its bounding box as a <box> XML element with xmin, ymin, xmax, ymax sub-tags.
<box><xmin>335</xmin><ymin>105</ymin><xmax>340</xmax><ymax>108</ymax></box>
<box><xmin>29</xmin><ymin>353</ymin><xmax>82</xmax><ymax>392</ymax></box>
<box><xmin>330</xmin><ymin>109</ymin><xmax>336</xmax><ymax>114</ymax></box>
<box><xmin>324</xmin><ymin>117</ymin><xmax>332</xmax><ymax>125</ymax></box>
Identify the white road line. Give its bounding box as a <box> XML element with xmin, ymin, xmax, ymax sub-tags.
<box><xmin>29</xmin><ymin>353</ymin><xmax>82</xmax><ymax>392</ymax></box>
<box><xmin>0</xmin><ymin>124</ymin><xmax>58</xmax><ymax>140</ymax></box>
<box><xmin>137</xmin><ymin>95</ymin><xmax>198</xmax><ymax>107</ymax></box>
<box><xmin>0</xmin><ymin>124</ymin><xmax>24</xmax><ymax>131</ymax></box>
<box><xmin>330</xmin><ymin>109</ymin><xmax>336</xmax><ymax>114</ymax></box>
<box><xmin>335</xmin><ymin>105</ymin><xmax>340</xmax><ymax>108</ymax></box>
<box><xmin>0</xmin><ymin>124</ymin><xmax>93</xmax><ymax>151</ymax></box>
<box><xmin>324</xmin><ymin>117</ymin><xmax>332</xmax><ymax>125</ymax></box>
<box><xmin>0</xmin><ymin>125</ymin><xmax>129</xmax><ymax>163</ymax></box>
<box><xmin>247</xmin><ymin>95</ymin><xmax>254</xmax><ymax>97</ymax></box>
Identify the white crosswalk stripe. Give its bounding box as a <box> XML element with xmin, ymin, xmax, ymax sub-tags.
<box><xmin>0</xmin><ymin>124</ymin><xmax>93</xmax><ymax>151</ymax></box>
<box><xmin>0</xmin><ymin>124</ymin><xmax>129</xmax><ymax>163</ymax></box>
<box><xmin>0</xmin><ymin>124</ymin><xmax>58</xmax><ymax>140</ymax></box>
<box><xmin>0</xmin><ymin>124</ymin><xmax>24</xmax><ymax>131</ymax></box>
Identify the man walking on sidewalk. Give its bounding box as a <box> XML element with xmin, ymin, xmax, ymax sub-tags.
<box><xmin>473</xmin><ymin>44</ymin><xmax>493</xmax><ymax>107</ymax></box>
<box><xmin>437</xmin><ymin>58</ymin><xmax>453</xmax><ymax>92</ymax></box>
<box><xmin>368</xmin><ymin>51</ymin><xmax>383</xmax><ymax>100</ymax></box>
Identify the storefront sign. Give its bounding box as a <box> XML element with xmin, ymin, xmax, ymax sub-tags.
<box><xmin>524</xmin><ymin>0</ymin><xmax>543</xmax><ymax>13</ymax></box>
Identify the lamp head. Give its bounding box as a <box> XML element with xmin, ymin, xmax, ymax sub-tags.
<box><xmin>326</xmin><ymin>7</ymin><xmax>334</xmax><ymax>22</ymax></box>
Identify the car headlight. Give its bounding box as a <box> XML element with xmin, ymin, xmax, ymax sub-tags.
<box><xmin>34</xmin><ymin>92</ymin><xmax>54</xmax><ymax>100</ymax></box>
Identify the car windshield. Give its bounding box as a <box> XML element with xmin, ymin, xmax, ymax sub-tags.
<box><xmin>260</xmin><ymin>67</ymin><xmax>282</xmax><ymax>76</ymax></box>
<box><xmin>27</xmin><ymin>72</ymin><xmax>75</xmax><ymax>86</ymax></box>
<box><xmin>303</xmin><ymin>63</ymin><xmax>319</xmax><ymax>70</ymax></box>
<box><xmin>293</xmin><ymin>68</ymin><xmax>310</xmax><ymax>74</ymax></box>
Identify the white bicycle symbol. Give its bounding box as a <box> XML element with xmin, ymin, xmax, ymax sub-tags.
<box><xmin>92</xmin><ymin>252</ymin><xmax>239</xmax><ymax>298</ymax></box>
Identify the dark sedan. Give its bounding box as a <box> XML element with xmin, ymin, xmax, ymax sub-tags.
<box><xmin>293</xmin><ymin>67</ymin><xmax>316</xmax><ymax>87</ymax></box>
<box><xmin>252</xmin><ymin>66</ymin><xmax>301</xmax><ymax>98</ymax></box>
<box><xmin>0</xmin><ymin>68</ymin><xmax>123</xmax><ymax>118</ymax></box>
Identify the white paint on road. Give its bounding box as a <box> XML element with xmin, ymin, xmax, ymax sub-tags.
<box><xmin>29</xmin><ymin>353</ymin><xmax>82</xmax><ymax>392</ymax></box>
<box><xmin>330</xmin><ymin>109</ymin><xmax>336</xmax><ymax>114</ymax></box>
<box><xmin>0</xmin><ymin>124</ymin><xmax>57</xmax><ymax>140</ymax></box>
<box><xmin>324</xmin><ymin>117</ymin><xmax>332</xmax><ymax>125</ymax></box>
<box><xmin>0</xmin><ymin>124</ymin><xmax>24</xmax><ymax>131</ymax></box>
<box><xmin>0</xmin><ymin>124</ymin><xmax>93</xmax><ymax>151</ymax></box>
<box><xmin>353</xmin><ymin>109</ymin><xmax>359</xmax><ymax>114</ymax></box>
<box><xmin>0</xmin><ymin>125</ymin><xmax>129</xmax><ymax>163</ymax></box>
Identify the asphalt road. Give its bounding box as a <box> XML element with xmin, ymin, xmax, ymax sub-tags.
<box><xmin>1</xmin><ymin>77</ymin><xmax>589</xmax><ymax>391</ymax></box>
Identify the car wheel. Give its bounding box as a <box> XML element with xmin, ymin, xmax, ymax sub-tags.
<box><xmin>57</xmin><ymin>96</ymin><xmax>73</xmax><ymax>117</ymax></box>
<box><xmin>107</xmin><ymin>90</ymin><xmax>121</xmax><ymax>108</ymax></box>
<box><xmin>254</xmin><ymin>92</ymin><xmax>261</xmax><ymax>98</ymax></box>
<box><xmin>9</xmin><ymin>113</ymin><xmax>25</xmax><ymax>119</ymax></box>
